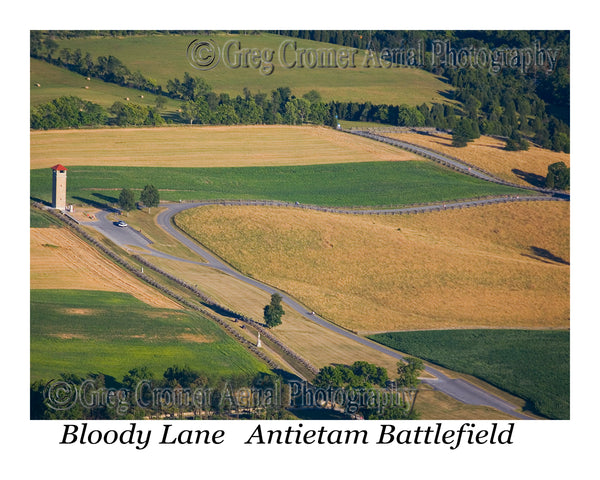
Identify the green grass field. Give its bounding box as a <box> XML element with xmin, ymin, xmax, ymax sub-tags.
<box><xmin>30</xmin><ymin>207</ymin><xmax>63</xmax><ymax>228</ymax></box>
<box><xmin>30</xmin><ymin>289</ymin><xmax>270</xmax><ymax>382</ymax></box>
<box><xmin>30</xmin><ymin>162</ymin><xmax>529</xmax><ymax>208</ymax></box>
<box><xmin>368</xmin><ymin>329</ymin><xmax>570</xmax><ymax>419</ymax></box>
<box><xmin>30</xmin><ymin>59</ymin><xmax>180</xmax><ymax>115</ymax></box>
<box><xmin>44</xmin><ymin>32</ymin><xmax>455</xmax><ymax>106</ymax></box>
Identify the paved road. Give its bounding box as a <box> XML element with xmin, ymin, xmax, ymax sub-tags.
<box><xmin>83</xmin><ymin>200</ymin><xmax>536</xmax><ymax>419</ymax></box>
<box><xmin>350</xmin><ymin>130</ymin><xmax>571</xmax><ymax>201</ymax></box>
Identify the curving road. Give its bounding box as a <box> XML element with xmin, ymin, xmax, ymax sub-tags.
<box><xmin>83</xmin><ymin>199</ymin><xmax>541</xmax><ymax>419</ymax></box>
<box><xmin>79</xmin><ymin>130</ymin><xmax>570</xmax><ymax>420</ymax></box>
<box><xmin>157</xmin><ymin>203</ymin><xmax>534</xmax><ymax>419</ymax></box>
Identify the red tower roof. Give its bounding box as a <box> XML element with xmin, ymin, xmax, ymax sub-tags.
<box><xmin>51</xmin><ymin>164</ymin><xmax>68</xmax><ymax>171</ymax></box>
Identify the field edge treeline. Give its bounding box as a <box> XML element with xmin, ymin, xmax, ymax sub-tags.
<box><xmin>30</xmin><ymin>30</ymin><xmax>569</xmax><ymax>152</ymax></box>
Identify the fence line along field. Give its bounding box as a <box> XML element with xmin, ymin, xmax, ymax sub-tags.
<box><xmin>385</xmin><ymin>131</ymin><xmax>570</xmax><ymax>187</ymax></box>
<box><xmin>30</xmin><ymin>162</ymin><xmax>530</xmax><ymax>209</ymax></box>
<box><xmin>30</xmin><ymin>125</ymin><xmax>418</xmax><ymax>169</ymax></box>
<box><xmin>138</xmin><ymin>254</ymin><xmax>401</xmax><ymax>375</ymax></box>
<box><xmin>30</xmin><ymin>226</ymin><xmax>180</xmax><ymax>309</ymax></box>
<box><xmin>175</xmin><ymin>201</ymin><xmax>569</xmax><ymax>333</ymax></box>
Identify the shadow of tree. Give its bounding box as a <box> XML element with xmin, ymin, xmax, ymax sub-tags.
<box><xmin>72</xmin><ymin>196</ymin><xmax>121</xmax><ymax>212</ymax></box>
<box><xmin>201</xmin><ymin>301</ymin><xmax>239</xmax><ymax>320</ymax></box>
<box><xmin>523</xmin><ymin>246</ymin><xmax>569</xmax><ymax>265</ymax></box>
<box><xmin>271</xmin><ymin>368</ymin><xmax>305</xmax><ymax>385</ymax></box>
<box><xmin>436</xmin><ymin>89</ymin><xmax>456</xmax><ymax>101</ymax></box>
<box><xmin>512</xmin><ymin>169</ymin><xmax>546</xmax><ymax>188</ymax></box>
<box><xmin>92</xmin><ymin>192</ymin><xmax>118</xmax><ymax>204</ymax></box>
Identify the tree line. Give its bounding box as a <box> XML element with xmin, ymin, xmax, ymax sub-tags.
<box><xmin>30</xmin><ymin>31</ymin><xmax>569</xmax><ymax>151</ymax></box>
<box><xmin>311</xmin><ymin>358</ymin><xmax>424</xmax><ymax>419</ymax></box>
<box><xmin>30</xmin><ymin>96</ymin><xmax>165</xmax><ymax>129</ymax></box>
<box><xmin>31</xmin><ymin>32</ymin><xmax>163</xmax><ymax>95</ymax></box>
<box><xmin>275</xmin><ymin>30</ymin><xmax>570</xmax><ymax>152</ymax></box>
<box><xmin>30</xmin><ymin>366</ymin><xmax>290</xmax><ymax>420</ymax></box>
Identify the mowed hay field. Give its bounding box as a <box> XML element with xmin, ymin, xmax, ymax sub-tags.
<box><xmin>30</xmin><ymin>226</ymin><xmax>180</xmax><ymax>309</ymax></box>
<box><xmin>176</xmin><ymin>201</ymin><xmax>569</xmax><ymax>332</ymax></box>
<box><xmin>141</xmin><ymin>255</ymin><xmax>401</xmax><ymax>374</ymax></box>
<box><xmin>30</xmin><ymin>125</ymin><xmax>417</xmax><ymax>169</ymax></box>
<box><xmin>387</xmin><ymin>131</ymin><xmax>570</xmax><ymax>187</ymax></box>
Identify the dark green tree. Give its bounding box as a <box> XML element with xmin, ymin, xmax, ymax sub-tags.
<box><xmin>313</xmin><ymin>365</ymin><xmax>345</xmax><ymax>388</ymax></box>
<box><xmin>396</xmin><ymin>357</ymin><xmax>424</xmax><ymax>389</ymax></box>
<box><xmin>180</xmin><ymin>98</ymin><xmax>210</xmax><ymax>124</ymax></box>
<box><xmin>118</xmin><ymin>188</ymin><xmax>136</xmax><ymax>212</ymax></box>
<box><xmin>545</xmin><ymin>161</ymin><xmax>570</xmax><ymax>190</ymax></box>
<box><xmin>452</xmin><ymin>117</ymin><xmax>479</xmax><ymax>147</ymax></box>
<box><xmin>505</xmin><ymin>130</ymin><xmax>530</xmax><ymax>151</ymax></box>
<box><xmin>264</xmin><ymin>293</ymin><xmax>285</xmax><ymax>328</ymax></box>
<box><xmin>30</xmin><ymin>96</ymin><xmax>106</xmax><ymax>130</ymax></box>
<box><xmin>140</xmin><ymin>184</ymin><xmax>160</xmax><ymax>212</ymax></box>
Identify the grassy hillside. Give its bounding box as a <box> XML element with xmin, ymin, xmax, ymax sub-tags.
<box><xmin>30</xmin><ymin>58</ymin><xmax>180</xmax><ymax>115</ymax></box>
<box><xmin>47</xmin><ymin>32</ymin><xmax>455</xmax><ymax>106</ymax></box>
<box><xmin>30</xmin><ymin>289</ymin><xmax>270</xmax><ymax>381</ymax></box>
<box><xmin>30</xmin><ymin>162</ymin><xmax>530</xmax><ymax>208</ymax></box>
<box><xmin>368</xmin><ymin>329</ymin><xmax>570</xmax><ymax>419</ymax></box>
<box><xmin>387</xmin><ymin>131</ymin><xmax>571</xmax><ymax>188</ymax></box>
<box><xmin>174</xmin><ymin>202</ymin><xmax>569</xmax><ymax>332</ymax></box>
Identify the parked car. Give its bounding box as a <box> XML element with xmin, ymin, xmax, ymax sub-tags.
<box><xmin>116</xmin><ymin>220</ymin><xmax>128</xmax><ymax>227</ymax></box>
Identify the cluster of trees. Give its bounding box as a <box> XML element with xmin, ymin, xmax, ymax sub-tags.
<box><xmin>174</xmin><ymin>81</ymin><xmax>334</xmax><ymax>126</ymax></box>
<box><xmin>110</xmin><ymin>101</ymin><xmax>164</xmax><ymax>127</ymax></box>
<box><xmin>172</xmin><ymin>75</ymin><xmax>455</xmax><ymax>129</ymax></box>
<box><xmin>31</xmin><ymin>96</ymin><xmax>164</xmax><ymax>129</ymax></box>
<box><xmin>313</xmin><ymin>361</ymin><xmax>389</xmax><ymax>389</ymax></box>
<box><xmin>30</xmin><ymin>96</ymin><xmax>106</xmax><ymax>129</ymax></box>
<box><xmin>31</xmin><ymin>30</ymin><xmax>569</xmax><ymax>151</ymax></box>
<box><xmin>30</xmin><ymin>366</ymin><xmax>289</xmax><ymax>420</ymax></box>
<box><xmin>451</xmin><ymin>117</ymin><xmax>481</xmax><ymax>147</ymax></box>
<box><xmin>119</xmin><ymin>185</ymin><xmax>160</xmax><ymax>213</ymax></box>
<box><xmin>279</xmin><ymin>30</ymin><xmax>570</xmax><ymax>152</ymax></box>
<box><xmin>313</xmin><ymin>357</ymin><xmax>424</xmax><ymax>390</ymax></box>
<box><xmin>31</xmin><ymin>32</ymin><xmax>161</xmax><ymax>95</ymax></box>
<box><xmin>445</xmin><ymin>66</ymin><xmax>569</xmax><ymax>152</ymax></box>
<box><xmin>312</xmin><ymin>358</ymin><xmax>424</xmax><ymax>419</ymax></box>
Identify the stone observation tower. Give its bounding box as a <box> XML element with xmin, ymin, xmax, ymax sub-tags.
<box><xmin>51</xmin><ymin>164</ymin><xmax>67</xmax><ymax>210</ymax></box>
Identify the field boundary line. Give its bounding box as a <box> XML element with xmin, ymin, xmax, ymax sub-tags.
<box><xmin>166</xmin><ymin>194</ymin><xmax>567</xmax><ymax>218</ymax></box>
<box><xmin>348</xmin><ymin>129</ymin><xmax>570</xmax><ymax>200</ymax></box>
<box><xmin>31</xmin><ymin>202</ymin><xmax>319</xmax><ymax>376</ymax></box>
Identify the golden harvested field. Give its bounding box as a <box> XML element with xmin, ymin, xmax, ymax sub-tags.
<box><xmin>142</xmin><ymin>255</ymin><xmax>401</xmax><ymax>374</ymax></box>
<box><xmin>386</xmin><ymin>132</ymin><xmax>570</xmax><ymax>187</ymax></box>
<box><xmin>175</xmin><ymin>201</ymin><xmax>569</xmax><ymax>333</ymax></box>
<box><xmin>30</xmin><ymin>227</ymin><xmax>180</xmax><ymax>309</ymax></box>
<box><xmin>30</xmin><ymin>125</ymin><xmax>418</xmax><ymax>169</ymax></box>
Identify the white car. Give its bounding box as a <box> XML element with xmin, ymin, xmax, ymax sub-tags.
<box><xmin>116</xmin><ymin>220</ymin><xmax>128</xmax><ymax>227</ymax></box>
